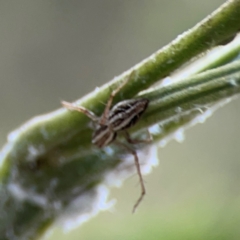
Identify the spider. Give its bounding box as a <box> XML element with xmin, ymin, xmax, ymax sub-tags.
<box><xmin>62</xmin><ymin>73</ymin><xmax>151</xmax><ymax>212</ymax></box>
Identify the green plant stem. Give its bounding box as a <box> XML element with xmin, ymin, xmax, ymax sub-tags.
<box><xmin>1</xmin><ymin>59</ymin><xmax>240</xmax><ymax>240</ymax></box>
<box><xmin>1</xmin><ymin>1</ymin><xmax>240</xmax><ymax>240</ymax></box>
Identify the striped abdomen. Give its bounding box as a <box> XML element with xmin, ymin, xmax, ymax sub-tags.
<box><xmin>108</xmin><ymin>98</ymin><xmax>149</xmax><ymax>131</ymax></box>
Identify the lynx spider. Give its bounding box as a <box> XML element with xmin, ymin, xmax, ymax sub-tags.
<box><xmin>62</xmin><ymin>72</ymin><xmax>151</xmax><ymax>213</ymax></box>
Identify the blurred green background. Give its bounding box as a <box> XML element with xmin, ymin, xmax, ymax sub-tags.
<box><xmin>1</xmin><ymin>0</ymin><xmax>240</xmax><ymax>239</ymax></box>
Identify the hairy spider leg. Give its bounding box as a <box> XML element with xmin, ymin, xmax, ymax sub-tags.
<box><xmin>61</xmin><ymin>101</ymin><xmax>99</xmax><ymax>122</ymax></box>
<box><xmin>115</xmin><ymin>138</ymin><xmax>145</xmax><ymax>214</ymax></box>
<box><xmin>125</xmin><ymin>131</ymin><xmax>153</xmax><ymax>213</ymax></box>
<box><xmin>100</xmin><ymin>71</ymin><xmax>135</xmax><ymax>125</ymax></box>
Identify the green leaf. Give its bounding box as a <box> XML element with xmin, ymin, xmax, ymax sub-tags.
<box><xmin>1</xmin><ymin>0</ymin><xmax>240</xmax><ymax>239</ymax></box>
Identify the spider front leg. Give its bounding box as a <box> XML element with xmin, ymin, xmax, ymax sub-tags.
<box><xmin>100</xmin><ymin>71</ymin><xmax>135</xmax><ymax>125</ymax></box>
<box><xmin>61</xmin><ymin>101</ymin><xmax>99</xmax><ymax>122</ymax></box>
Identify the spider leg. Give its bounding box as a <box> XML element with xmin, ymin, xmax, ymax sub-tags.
<box><xmin>115</xmin><ymin>139</ymin><xmax>145</xmax><ymax>213</ymax></box>
<box><xmin>62</xmin><ymin>101</ymin><xmax>99</xmax><ymax>122</ymax></box>
<box><xmin>100</xmin><ymin>71</ymin><xmax>135</xmax><ymax>125</ymax></box>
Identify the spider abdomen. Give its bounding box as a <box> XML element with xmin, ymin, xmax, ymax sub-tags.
<box><xmin>108</xmin><ymin>98</ymin><xmax>149</xmax><ymax>131</ymax></box>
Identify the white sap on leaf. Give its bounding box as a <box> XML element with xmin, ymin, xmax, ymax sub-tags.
<box><xmin>158</xmin><ymin>139</ymin><xmax>167</xmax><ymax>147</ymax></box>
<box><xmin>174</xmin><ymin>128</ymin><xmax>185</xmax><ymax>143</ymax></box>
<box><xmin>196</xmin><ymin>109</ymin><xmax>213</xmax><ymax>123</ymax></box>
<box><xmin>149</xmin><ymin>53</ymin><xmax>157</xmax><ymax>63</ymax></box>
<box><xmin>140</xmin><ymin>144</ymin><xmax>159</xmax><ymax>173</ymax></box>
<box><xmin>149</xmin><ymin>124</ymin><xmax>162</xmax><ymax>135</ymax></box>
<box><xmin>166</xmin><ymin>58</ymin><xmax>174</xmax><ymax>64</ymax></box>
<box><xmin>156</xmin><ymin>97</ymin><xmax>237</xmax><ymax>150</ymax></box>
<box><xmin>94</xmin><ymin>86</ymin><xmax>100</xmax><ymax>92</ymax></box>
<box><xmin>40</xmin><ymin>126</ymin><xmax>49</xmax><ymax>140</ymax></box>
<box><xmin>0</xmin><ymin>142</ymin><xmax>14</xmax><ymax>167</ymax></box>
<box><xmin>8</xmin><ymin>183</ymin><xmax>48</xmax><ymax>207</ymax></box>
<box><xmin>161</xmin><ymin>76</ymin><xmax>173</xmax><ymax>86</ymax></box>
<box><xmin>6</xmin><ymin>227</ymin><xmax>19</xmax><ymax>240</ymax></box>
<box><xmin>7</xmin><ymin>129</ymin><xmax>20</xmax><ymax>142</ymax></box>
<box><xmin>50</xmin><ymin>178</ymin><xmax>59</xmax><ymax>188</ymax></box>
<box><xmin>229</xmin><ymin>78</ymin><xmax>238</xmax><ymax>87</ymax></box>
<box><xmin>104</xmin><ymin>146</ymin><xmax>115</xmax><ymax>156</ymax></box>
<box><xmin>27</xmin><ymin>146</ymin><xmax>39</xmax><ymax>159</ymax></box>
<box><xmin>58</xmin><ymin>156</ymin><xmax>67</xmax><ymax>164</ymax></box>
<box><xmin>104</xmin><ymin>144</ymin><xmax>159</xmax><ymax>189</ymax></box>
<box><xmin>26</xmin><ymin>144</ymin><xmax>45</xmax><ymax>162</ymax></box>
<box><xmin>52</xmin><ymin>201</ymin><xmax>62</xmax><ymax>210</ymax></box>
<box><xmin>71</xmin><ymin>186</ymin><xmax>81</xmax><ymax>194</ymax></box>
<box><xmin>194</xmin><ymin>106</ymin><xmax>205</xmax><ymax>114</ymax></box>
<box><xmin>61</xmin><ymin>185</ymin><xmax>115</xmax><ymax>232</ymax></box>
<box><xmin>175</xmin><ymin>106</ymin><xmax>183</xmax><ymax>113</ymax></box>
